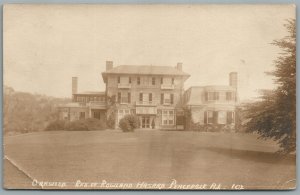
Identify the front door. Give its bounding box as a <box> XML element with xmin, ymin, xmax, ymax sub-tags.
<box><xmin>141</xmin><ymin>116</ymin><xmax>150</xmax><ymax>128</ymax></box>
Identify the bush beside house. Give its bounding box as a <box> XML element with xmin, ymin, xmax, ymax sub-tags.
<box><xmin>119</xmin><ymin>114</ymin><xmax>140</xmax><ymax>132</ymax></box>
<box><xmin>45</xmin><ymin>118</ymin><xmax>106</xmax><ymax>131</ymax></box>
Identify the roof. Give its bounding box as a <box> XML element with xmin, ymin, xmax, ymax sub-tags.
<box><xmin>73</xmin><ymin>91</ymin><xmax>105</xmax><ymax>95</ymax></box>
<box><xmin>102</xmin><ymin>65</ymin><xmax>190</xmax><ymax>82</ymax></box>
<box><xmin>185</xmin><ymin>87</ymin><xmax>205</xmax><ymax>106</ymax></box>
<box><xmin>185</xmin><ymin>86</ymin><xmax>237</xmax><ymax>106</ymax></box>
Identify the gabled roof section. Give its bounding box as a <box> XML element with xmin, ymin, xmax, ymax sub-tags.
<box><xmin>102</xmin><ymin>65</ymin><xmax>190</xmax><ymax>82</ymax></box>
<box><xmin>185</xmin><ymin>87</ymin><xmax>205</xmax><ymax>106</ymax></box>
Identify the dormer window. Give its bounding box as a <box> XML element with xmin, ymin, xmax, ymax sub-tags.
<box><xmin>205</xmin><ymin>92</ymin><xmax>219</xmax><ymax>101</ymax></box>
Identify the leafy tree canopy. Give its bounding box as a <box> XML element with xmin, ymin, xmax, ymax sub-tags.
<box><xmin>244</xmin><ymin>19</ymin><xmax>296</xmax><ymax>154</ymax></box>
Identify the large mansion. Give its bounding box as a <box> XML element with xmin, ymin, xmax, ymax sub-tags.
<box><xmin>59</xmin><ymin>61</ymin><xmax>238</xmax><ymax>130</ymax></box>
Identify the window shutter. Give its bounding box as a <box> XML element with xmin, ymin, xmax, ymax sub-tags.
<box><xmin>227</xmin><ymin>111</ymin><xmax>232</xmax><ymax>124</ymax></box>
<box><xmin>128</xmin><ymin>92</ymin><xmax>131</xmax><ymax>103</ymax></box>
<box><xmin>204</xmin><ymin>111</ymin><xmax>207</xmax><ymax>124</ymax></box>
<box><xmin>152</xmin><ymin>77</ymin><xmax>155</xmax><ymax>85</ymax></box>
<box><xmin>118</xmin><ymin>92</ymin><xmax>121</xmax><ymax>103</ymax></box>
<box><xmin>161</xmin><ymin>93</ymin><xmax>164</xmax><ymax>104</ymax></box>
<box><xmin>213</xmin><ymin>111</ymin><xmax>218</xmax><ymax>124</ymax></box>
<box><xmin>139</xmin><ymin>93</ymin><xmax>143</xmax><ymax>102</ymax></box>
<box><xmin>137</xmin><ymin>77</ymin><xmax>140</xmax><ymax>85</ymax></box>
<box><xmin>170</xmin><ymin>94</ymin><xmax>174</xmax><ymax>104</ymax></box>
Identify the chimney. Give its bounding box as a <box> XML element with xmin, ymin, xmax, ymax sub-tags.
<box><xmin>176</xmin><ymin>62</ymin><xmax>183</xmax><ymax>71</ymax></box>
<box><xmin>72</xmin><ymin>77</ymin><xmax>78</xmax><ymax>95</ymax></box>
<box><xmin>229</xmin><ymin>72</ymin><xmax>238</xmax><ymax>88</ymax></box>
<box><xmin>106</xmin><ymin>61</ymin><xmax>113</xmax><ymax>71</ymax></box>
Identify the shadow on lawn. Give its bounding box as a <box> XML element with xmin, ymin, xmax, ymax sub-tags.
<box><xmin>203</xmin><ymin>147</ymin><xmax>295</xmax><ymax>165</ymax></box>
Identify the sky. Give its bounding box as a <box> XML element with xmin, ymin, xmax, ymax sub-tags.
<box><xmin>4</xmin><ymin>4</ymin><xmax>295</xmax><ymax>101</ymax></box>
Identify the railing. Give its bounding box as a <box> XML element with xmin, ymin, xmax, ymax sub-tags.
<box><xmin>118</xmin><ymin>83</ymin><xmax>131</xmax><ymax>89</ymax></box>
<box><xmin>88</xmin><ymin>101</ymin><xmax>106</xmax><ymax>108</ymax></box>
<box><xmin>161</xmin><ymin>84</ymin><xmax>175</xmax><ymax>90</ymax></box>
<box><xmin>135</xmin><ymin>101</ymin><xmax>157</xmax><ymax>106</ymax></box>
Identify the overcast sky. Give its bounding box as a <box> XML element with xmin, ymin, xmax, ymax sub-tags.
<box><xmin>4</xmin><ymin>4</ymin><xmax>295</xmax><ymax>101</ymax></box>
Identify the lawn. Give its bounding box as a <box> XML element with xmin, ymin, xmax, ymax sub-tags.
<box><xmin>3</xmin><ymin>130</ymin><xmax>296</xmax><ymax>190</ymax></box>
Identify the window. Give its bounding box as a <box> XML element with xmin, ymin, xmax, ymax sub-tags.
<box><xmin>161</xmin><ymin>93</ymin><xmax>172</xmax><ymax>104</ymax></box>
<box><xmin>93</xmin><ymin>111</ymin><xmax>101</xmax><ymax>119</ymax></box>
<box><xmin>161</xmin><ymin>77</ymin><xmax>163</xmax><ymax>84</ymax></box>
<box><xmin>206</xmin><ymin>92</ymin><xmax>219</xmax><ymax>101</ymax></box>
<box><xmin>226</xmin><ymin>92</ymin><xmax>235</xmax><ymax>101</ymax></box>
<box><xmin>207</xmin><ymin>111</ymin><xmax>213</xmax><ymax>124</ymax></box>
<box><xmin>218</xmin><ymin>111</ymin><xmax>227</xmax><ymax>124</ymax></box>
<box><xmin>161</xmin><ymin>93</ymin><xmax>164</xmax><ymax>104</ymax></box>
<box><xmin>137</xmin><ymin>77</ymin><xmax>140</xmax><ymax>85</ymax></box>
<box><xmin>129</xmin><ymin>77</ymin><xmax>131</xmax><ymax>84</ymax></box>
<box><xmin>149</xmin><ymin>93</ymin><xmax>152</xmax><ymax>102</ymax></box>
<box><xmin>117</xmin><ymin>92</ymin><xmax>130</xmax><ymax>104</ymax></box>
<box><xmin>152</xmin><ymin>77</ymin><xmax>156</xmax><ymax>85</ymax></box>
<box><xmin>227</xmin><ymin>111</ymin><xmax>235</xmax><ymax>124</ymax></box>
<box><xmin>118</xmin><ymin>76</ymin><xmax>120</xmax><ymax>84</ymax></box>
<box><xmin>162</xmin><ymin>109</ymin><xmax>175</xmax><ymax>125</ymax></box>
<box><xmin>80</xmin><ymin>112</ymin><xmax>85</xmax><ymax>119</ymax></box>
<box><xmin>164</xmin><ymin>93</ymin><xmax>171</xmax><ymax>104</ymax></box>
<box><xmin>172</xmin><ymin>78</ymin><xmax>174</xmax><ymax>84</ymax></box>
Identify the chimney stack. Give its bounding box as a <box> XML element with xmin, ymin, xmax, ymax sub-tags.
<box><xmin>229</xmin><ymin>72</ymin><xmax>238</xmax><ymax>88</ymax></box>
<box><xmin>72</xmin><ymin>77</ymin><xmax>78</xmax><ymax>95</ymax></box>
<box><xmin>106</xmin><ymin>61</ymin><xmax>113</xmax><ymax>71</ymax></box>
<box><xmin>176</xmin><ymin>62</ymin><xmax>183</xmax><ymax>71</ymax></box>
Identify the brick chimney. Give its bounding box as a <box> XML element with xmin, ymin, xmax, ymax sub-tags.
<box><xmin>106</xmin><ymin>61</ymin><xmax>113</xmax><ymax>71</ymax></box>
<box><xmin>176</xmin><ymin>62</ymin><xmax>183</xmax><ymax>71</ymax></box>
<box><xmin>72</xmin><ymin>77</ymin><xmax>78</xmax><ymax>95</ymax></box>
<box><xmin>229</xmin><ymin>72</ymin><xmax>238</xmax><ymax>88</ymax></box>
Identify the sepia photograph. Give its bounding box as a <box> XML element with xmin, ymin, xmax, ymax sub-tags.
<box><xmin>2</xmin><ymin>4</ymin><xmax>296</xmax><ymax>190</ymax></box>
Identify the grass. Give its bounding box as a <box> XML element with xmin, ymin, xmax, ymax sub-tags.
<box><xmin>3</xmin><ymin>130</ymin><xmax>296</xmax><ymax>190</ymax></box>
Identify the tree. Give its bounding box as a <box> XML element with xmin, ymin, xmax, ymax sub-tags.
<box><xmin>244</xmin><ymin>19</ymin><xmax>296</xmax><ymax>153</ymax></box>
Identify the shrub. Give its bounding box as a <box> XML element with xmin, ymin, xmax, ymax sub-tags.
<box><xmin>45</xmin><ymin>120</ymin><xmax>67</xmax><ymax>131</ymax></box>
<box><xmin>84</xmin><ymin>118</ymin><xmax>106</xmax><ymax>130</ymax></box>
<box><xmin>45</xmin><ymin>118</ymin><xmax>106</xmax><ymax>131</ymax></box>
<box><xmin>119</xmin><ymin>114</ymin><xmax>140</xmax><ymax>132</ymax></box>
<box><xmin>65</xmin><ymin>120</ymin><xmax>89</xmax><ymax>131</ymax></box>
